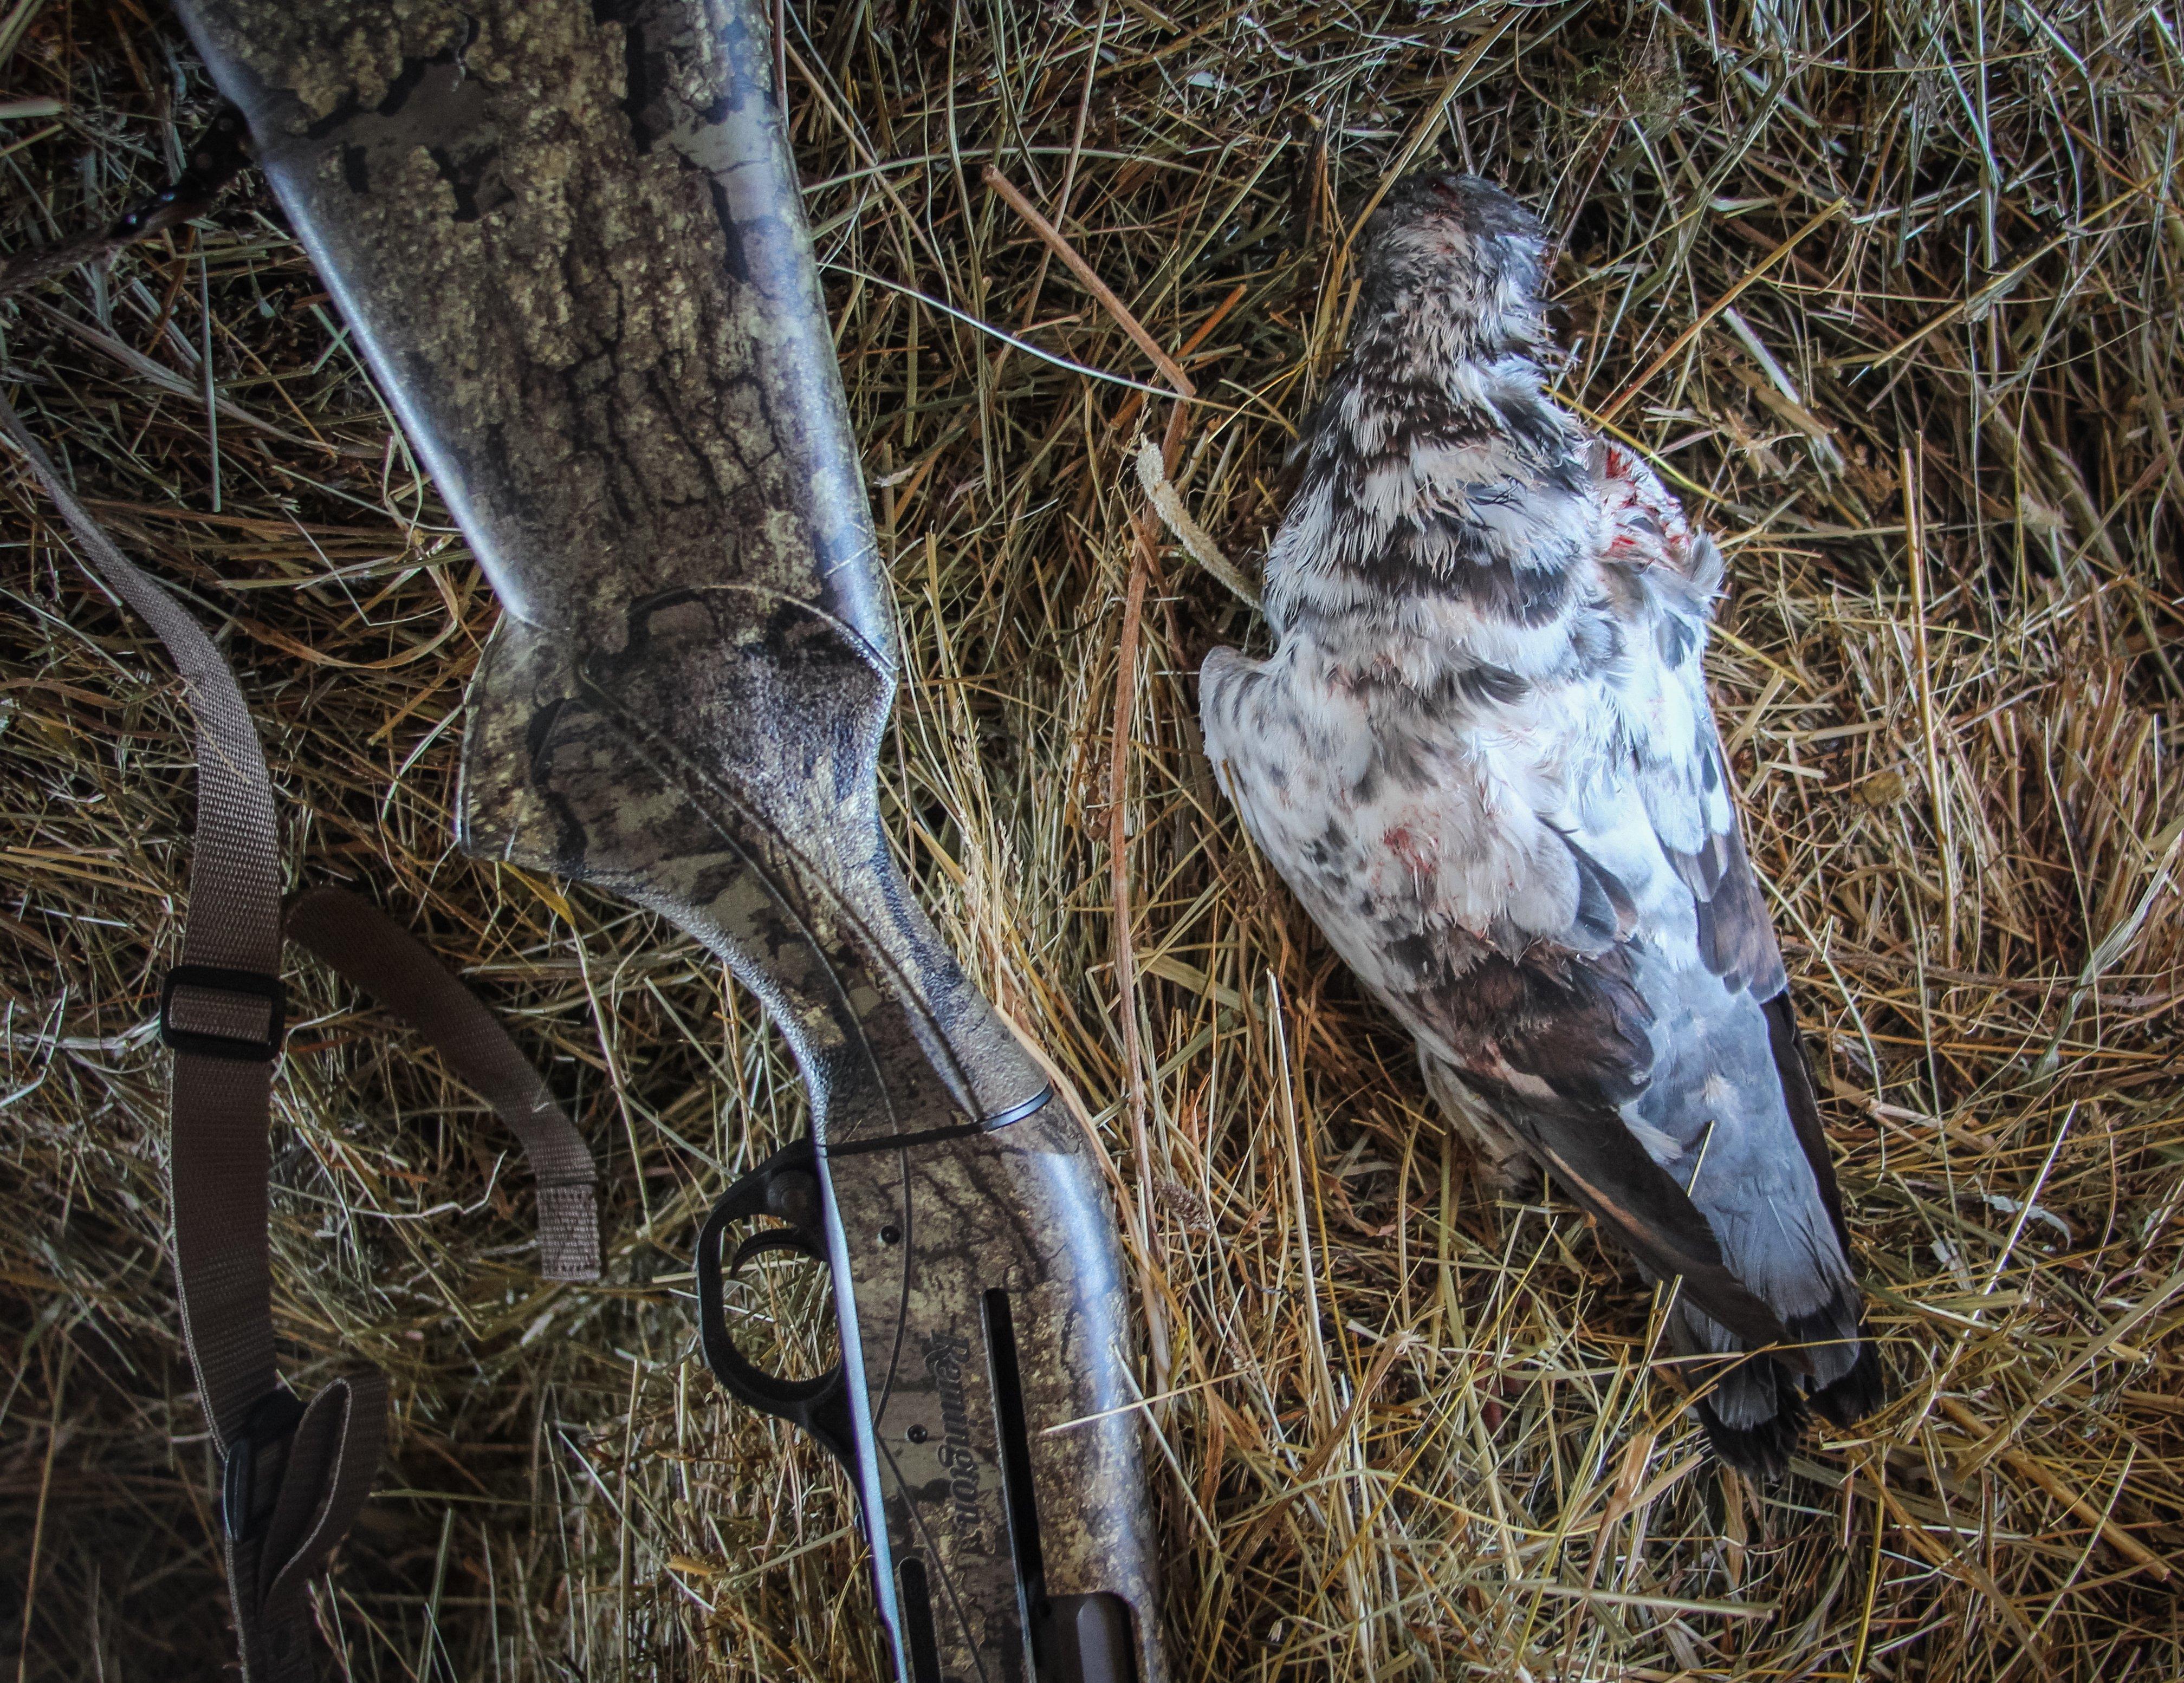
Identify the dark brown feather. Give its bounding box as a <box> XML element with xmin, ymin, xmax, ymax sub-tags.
<box><xmin>1414</xmin><ymin>945</ymin><xmax>1797</xmax><ymax>1359</ymax></box>
<box><xmin>1763</xmin><ymin>990</ymin><xmax>1853</xmax><ymax>1254</ymax></box>
<box><xmin>1515</xmin><ymin>1117</ymin><xmax>1795</xmax><ymax>1355</ymax></box>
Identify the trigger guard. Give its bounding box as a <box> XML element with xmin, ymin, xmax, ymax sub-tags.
<box><xmin>694</xmin><ymin>1140</ymin><xmax>859</xmax><ymax>1472</ymax></box>
<box><xmin>730</xmin><ymin>1225</ymin><xmax>826</xmax><ymax>1277</ymax></box>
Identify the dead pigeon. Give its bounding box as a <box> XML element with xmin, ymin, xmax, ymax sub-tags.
<box><xmin>1200</xmin><ymin>172</ymin><xmax>1881</xmax><ymax>1474</ymax></box>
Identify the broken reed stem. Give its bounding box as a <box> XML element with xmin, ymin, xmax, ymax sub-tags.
<box><xmin>1111</xmin><ymin>397</ymin><xmax>1191</xmax><ymax>1394</ymax></box>
<box><xmin>982</xmin><ymin>164</ymin><xmax>1195</xmax><ymax>399</ymax></box>
<box><xmin>1110</xmin><ymin>524</ymin><xmax>1163</xmax><ymax>1380</ymax></box>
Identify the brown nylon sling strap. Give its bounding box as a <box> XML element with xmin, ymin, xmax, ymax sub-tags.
<box><xmin>1</xmin><ymin>387</ymin><xmax>600</xmax><ymax>1680</ymax></box>
<box><xmin>285</xmin><ymin>887</ymin><xmax>603</xmax><ymax>1281</ymax></box>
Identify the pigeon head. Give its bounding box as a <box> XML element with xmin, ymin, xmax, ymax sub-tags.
<box><xmin>1355</xmin><ymin>173</ymin><xmax>1551</xmax><ymax>356</ymax></box>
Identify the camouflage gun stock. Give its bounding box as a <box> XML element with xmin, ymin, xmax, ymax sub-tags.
<box><xmin>164</xmin><ymin>1</ymin><xmax>1165</xmax><ymax>1676</ymax></box>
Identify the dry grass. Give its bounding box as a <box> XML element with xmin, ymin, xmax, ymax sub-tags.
<box><xmin>5</xmin><ymin>0</ymin><xmax>2184</xmax><ymax>1678</ymax></box>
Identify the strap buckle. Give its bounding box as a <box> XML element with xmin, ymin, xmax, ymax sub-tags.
<box><xmin>160</xmin><ymin>964</ymin><xmax>286</xmax><ymax>1061</ymax></box>
<box><xmin>221</xmin><ymin>1387</ymin><xmax>309</xmax><ymax>1543</ymax></box>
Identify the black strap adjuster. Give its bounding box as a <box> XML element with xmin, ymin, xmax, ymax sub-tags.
<box><xmin>160</xmin><ymin>964</ymin><xmax>287</xmax><ymax>1061</ymax></box>
<box><xmin>221</xmin><ymin>1387</ymin><xmax>309</xmax><ymax>1543</ymax></box>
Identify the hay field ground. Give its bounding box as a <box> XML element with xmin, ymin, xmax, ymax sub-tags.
<box><xmin>4</xmin><ymin>0</ymin><xmax>2182</xmax><ymax>1678</ymax></box>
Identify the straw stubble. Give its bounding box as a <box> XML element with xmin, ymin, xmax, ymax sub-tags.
<box><xmin>3</xmin><ymin>0</ymin><xmax>2181</xmax><ymax>1678</ymax></box>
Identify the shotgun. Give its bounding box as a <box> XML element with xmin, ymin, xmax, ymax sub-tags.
<box><xmin>163</xmin><ymin>2</ymin><xmax>1166</xmax><ymax>1676</ymax></box>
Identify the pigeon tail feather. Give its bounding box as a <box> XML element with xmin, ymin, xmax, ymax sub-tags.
<box><xmin>1809</xmin><ymin>1328</ymin><xmax>1886</xmax><ymax>1428</ymax></box>
<box><xmin>1677</xmin><ymin>1280</ymin><xmax>1882</xmax><ymax>1478</ymax></box>
<box><xmin>1697</xmin><ymin>1373</ymin><xmax>1810</xmax><ymax>1479</ymax></box>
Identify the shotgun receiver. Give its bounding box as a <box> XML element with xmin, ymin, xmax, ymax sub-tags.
<box><xmin>166</xmin><ymin>2</ymin><xmax>1165</xmax><ymax>1677</ymax></box>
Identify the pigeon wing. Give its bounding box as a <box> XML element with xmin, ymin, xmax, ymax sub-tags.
<box><xmin>1200</xmin><ymin>638</ymin><xmax>1796</xmax><ymax>1354</ymax></box>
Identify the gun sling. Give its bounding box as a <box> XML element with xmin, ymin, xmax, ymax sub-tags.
<box><xmin>1</xmin><ymin>387</ymin><xmax>601</xmax><ymax>1682</ymax></box>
